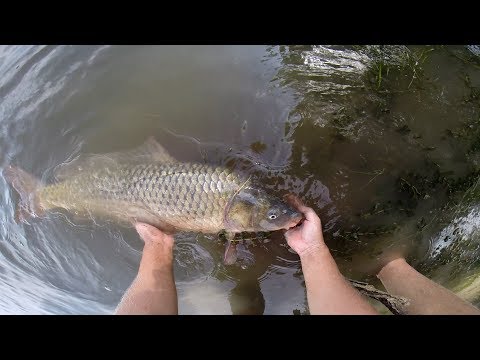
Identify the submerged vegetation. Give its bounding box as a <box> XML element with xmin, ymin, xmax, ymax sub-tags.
<box><xmin>271</xmin><ymin>45</ymin><xmax>480</xmax><ymax>301</ymax></box>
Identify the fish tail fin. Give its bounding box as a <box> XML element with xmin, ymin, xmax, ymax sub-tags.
<box><xmin>3</xmin><ymin>165</ymin><xmax>45</xmax><ymax>223</ymax></box>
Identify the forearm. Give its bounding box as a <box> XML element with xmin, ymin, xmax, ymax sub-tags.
<box><xmin>115</xmin><ymin>244</ymin><xmax>178</xmax><ymax>315</ymax></box>
<box><xmin>300</xmin><ymin>245</ymin><xmax>378</xmax><ymax>315</ymax></box>
<box><xmin>378</xmin><ymin>258</ymin><xmax>480</xmax><ymax>315</ymax></box>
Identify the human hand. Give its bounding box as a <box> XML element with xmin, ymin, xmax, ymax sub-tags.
<box><xmin>135</xmin><ymin>222</ymin><xmax>174</xmax><ymax>261</ymax></box>
<box><xmin>284</xmin><ymin>195</ymin><xmax>327</xmax><ymax>258</ymax></box>
<box><xmin>115</xmin><ymin>223</ymin><xmax>178</xmax><ymax>315</ymax></box>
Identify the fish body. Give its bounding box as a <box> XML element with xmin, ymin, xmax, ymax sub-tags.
<box><xmin>4</xmin><ymin>137</ymin><xmax>302</xmax><ymax>238</ymax></box>
<box><xmin>39</xmin><ymin>162</ymin><xmax>246</xmax><ymax>233</ymax></box>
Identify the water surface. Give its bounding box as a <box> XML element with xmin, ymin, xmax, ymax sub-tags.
<box><xmin>1</xmin><ymin>45</ymin><xmax>480</xmax><ymax>314</ymax></box>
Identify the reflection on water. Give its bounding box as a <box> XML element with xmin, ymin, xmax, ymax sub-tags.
<box><xmin>229</xmin><ymin>280</ymin><xmax>265</xmax><ymax>315</ymax></box>
<box><xmin>1</xmin><ymin>45</ymin><xmax>480</xmax><ymax>314</ymax></box>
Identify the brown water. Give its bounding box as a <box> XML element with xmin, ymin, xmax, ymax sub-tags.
<box><xmin>1</xmin><ymin>45</ymin><xmax>480</xmax><ymax>314</ymax></box>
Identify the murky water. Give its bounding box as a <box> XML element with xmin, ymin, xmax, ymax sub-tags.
<box><xmin>1</xmin><ymin>45</ymin><xmax>480</xmax><ymax>314</ymax></box>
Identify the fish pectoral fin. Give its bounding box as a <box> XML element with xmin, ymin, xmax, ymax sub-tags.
<box><xmin>223</xmin><ymin>237</ymin><xmax>238</xmax><ymax>266</ymax></box>
<box><xmin>225</xmin><ymin>232</ymin><xmax>236</xmax><ymax>241</ymax></box>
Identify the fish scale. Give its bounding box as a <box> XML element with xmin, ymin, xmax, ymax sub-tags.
<box><xmin>39</xmin><ymin>162</ymin><xmax>245</xmax><ymax>233</ymax></box>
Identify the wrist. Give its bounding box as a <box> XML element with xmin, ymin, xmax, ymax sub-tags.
<box><xmin>377</xmin><ymin>257</ymin><xmax>407</xmax><ymax>278</ymax></box>
<box><xmin>298</xmin><ymin>243</ymin><xmax>330</xmax><ymax>263</ymax></box>
<box><xmin>138</xmin><ymin>250</ymin><xmax>174</xmax><ymax>288</ymax></box>
<box><xmin>141</xmin><ymin>243</ymin><xmax>174</xmax><ymax>268</ymax></box>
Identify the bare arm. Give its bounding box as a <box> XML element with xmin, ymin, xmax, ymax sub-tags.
<box><xmin>378</xmin><ymin>258</ymin><xmax>480</xmax><ymax>315</ymax></box>
<box><xmin>115</xmin><ymin>223</ymin><xmax>178</xmax><ymax>315</ymax></box>
<box><xmin>284</xmin><ymin>195</ymin><xmax>378</xmax><ymax>315</ymax></box>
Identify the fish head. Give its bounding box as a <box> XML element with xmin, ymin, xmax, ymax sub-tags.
<box><xmin>225</xmin><ymin>187</ymin><xmax>303</xmax><ymax>232</ymax></box>
<box><xmin>253</xmin><ymin>192</ymin><xmax>304</xmax><ymax>231</ymax></box>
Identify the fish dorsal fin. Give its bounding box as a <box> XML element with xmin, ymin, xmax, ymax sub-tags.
<box><xmin>123</xmin><ymin>136</ymin><xmax>177</xmax><ymax>164</ymax></box>
<box><xmin>53</xmin><ymin>154</ymin><xmax>119</xmax><ymax>181</ymax></box>
<box><xmin>54</xmin><ymin>137</ymin><xmax>177</xmax><ymax>181</ymax></box>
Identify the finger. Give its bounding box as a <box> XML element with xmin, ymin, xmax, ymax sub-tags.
<box><xmin>283</xmin><ymin>226</ymin><xmax>299</xmax><ymax>239</ymax></box>
<box><xmin>284</xmin><ymin>194</ymin><xmax>318</xmax><ymax>222</ymax></box>
<box><xmin>135</xmin><ymin>222</ymin><xmax>167</xmax><ymax>242</ymax></box>
<box><xmin>284</xmin><ymin>194</ymin><xmax>308</xmax><ymax>212</ymax></box>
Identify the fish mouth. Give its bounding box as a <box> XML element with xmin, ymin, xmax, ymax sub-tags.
<box><xmin>283</xmin><ymin>213</ymin><xmax>304</xmax><ymax>230</ymax></box>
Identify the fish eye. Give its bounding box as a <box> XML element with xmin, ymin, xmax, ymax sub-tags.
<box><xmin>268</xmin><ymin>213</ymin><xmax>277</xmax><ymax>220</ymax></box>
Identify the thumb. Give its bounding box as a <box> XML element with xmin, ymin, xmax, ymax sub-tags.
<box><xmin>284</xmin><ymin>194</ymin><xmax>317</xmax><ymax>223</ymax></box>
<box><xmin>283</xmin><ymin>226</ymin><xmax>298</xmax><ymax>240</ymax></box>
